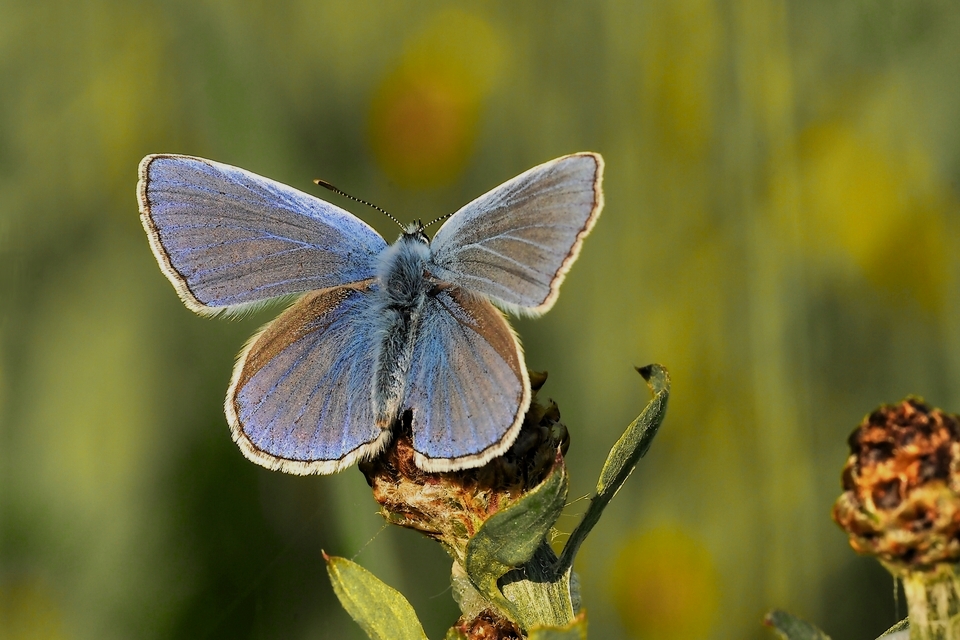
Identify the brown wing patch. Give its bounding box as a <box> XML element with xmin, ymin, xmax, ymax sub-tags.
<box><xmin>435</xmin><ymin>287</ymin><xmax>524</xmax><ymax>385</ymax></box>
<box><xmin>234</xmin><ymin>286</ymin><xmax>358</xmax><ymax>392</ymax></box>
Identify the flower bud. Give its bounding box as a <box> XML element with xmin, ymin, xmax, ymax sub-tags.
<box><xmin>832</xmin><ymin>397</ymin><xmax>960</xmax><ymax>572</ymax></box>
<box><xmin>833</xmin><ymin>397</ymin><xmax>960</xmax><ymax>640</ymax></box>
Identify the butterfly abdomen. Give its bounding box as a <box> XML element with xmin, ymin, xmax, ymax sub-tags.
<box><xmin>371</xmin><ymin>234</ymin><xmax>433</xmax><ymax>427</ymax></box>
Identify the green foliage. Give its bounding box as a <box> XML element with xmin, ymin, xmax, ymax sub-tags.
<box><xmin>765</xmin><ymin>610</ymin><xmax>910</xmax><ymax>640</ymax></box>
<box><xmin>325</xmin><ymin>554</ymin><xmax>428</xmax><ymax>640</ymax></box>
<box><xmin>878</xmin><ymin>619</ymin><xmax>909</xmax><ymax>638</ymax></box>
<box><xmin>558</xmin><ymin>365</ymin><xmax>669</xmax><ymax>573</ymax></box>
<box><xmin>463</xmin><ymin>455</ymin><xmax>569</xmax><ymax>622</ymax></box>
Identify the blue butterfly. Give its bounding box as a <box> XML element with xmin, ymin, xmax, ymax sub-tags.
<box><xmin>138</xmin><ymin>153</ymin><xmax>604</xmax><ymax>473</ymax></box>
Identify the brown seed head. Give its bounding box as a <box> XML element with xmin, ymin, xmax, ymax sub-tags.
<box><xmin>358</xmin><ymin>371</ymin><xmax>568</xmax><ymax>563</ymax></box>
<box><xmin>832</xmin><ymin>397</ymin><xmax>960</xmax><ymax>572</ymax></box>
<box><xmin>453</xmin><ymin>608</ymin><xmax>524</xmax><ymax>640</ymax></box>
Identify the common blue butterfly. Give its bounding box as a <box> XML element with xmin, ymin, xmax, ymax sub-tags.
<box><xmin>138</xmin><ymin>153</ymin><xmax>603</xmax><ymax>473</ymax></box>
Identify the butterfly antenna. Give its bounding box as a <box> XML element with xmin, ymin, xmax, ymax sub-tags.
<box><xmin>423</xmin><ymin>211</ymin><xmax>454</xmax><ymax>230</ymax></box>
<box><xmin>314</xmin><ymin>178</ymin><xmax>405</xmax><ymax>230</ymax></box>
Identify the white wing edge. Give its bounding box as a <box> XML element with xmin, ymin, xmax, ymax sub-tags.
<box><xmin>224</xmin><ymin>317</ymin><xmax>393</xmax><ymax>476</ymax></box>
<box><xmin>138</xmin><ymin>154</ymin><xmax>224</xmax><ymax>316</ymax></box>
<box><xmin>526</xmin><ymin>151</ymin><xmax>604</xmax><ymax>316</ymax></box>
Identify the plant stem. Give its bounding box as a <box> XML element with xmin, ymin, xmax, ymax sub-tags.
<box><xmin>901</xmin><ymin>566</ymin><xmax>960</xmax><ymax>640</ymax></box>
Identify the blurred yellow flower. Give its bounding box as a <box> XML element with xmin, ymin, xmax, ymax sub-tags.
<box><xmin>638</xmin><ymin>0</ymin><xmax>719</xmax><ymax>163</ymax></box>
<box><xmin>610</xmin><ymin>526</ymin><xmax>720</xmax><ymax>640</ymax></box>
<box><xmin>795</xmin><ymin>119</ymin><xmax>955</xmax><ymax>313</ymax></box>
<box><xmin>368</xmin><ymin>9</ymin><xmax>505</xmax><ymax>187</ymax></box>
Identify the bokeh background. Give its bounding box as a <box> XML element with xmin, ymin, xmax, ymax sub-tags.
<box><xmin>3</xmin><ymin>1</ymin><xmax>960</xmax><ymax>638</ymax></box>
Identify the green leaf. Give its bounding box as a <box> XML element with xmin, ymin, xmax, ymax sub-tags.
<box><xmin>463</xmin><ymin>458</ymin><xmax>569</xmax><ymax>617</ymax></box>
<box><xmin>324</xmin><ymin>553</ymin><xmax>428</xmax><ymax>640</ymax></box>
<box><xmin>596</xmin><ymin>365</ymin><xmax>670</xmax><ymax>495</ymax></box>
<box><xmin>451</xmin><ymin>560</ymin><xmax>493</xmax><ymax>620</ymax></box>
<box><xmin>763</xmin><ymin>610</ymin><xmax>831</xmax><ymax>640</ymax></box>
<box><xmin>558</xmin><ymin>365</ymin><xmax>670</xmax><ymax>572</ymax></box>
<box><xmin>527</xmin><ymin>614</ymin><xmax>588</xmax><ymax>640</ymax></box>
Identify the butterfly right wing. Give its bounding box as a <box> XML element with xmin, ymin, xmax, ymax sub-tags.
<box><xmin>227</xmin><ymin>284</ymin><xmax>387</xmax><ymax>475</ymax></box>
<box><xmin>139</xmin><ymin>154</ymin><xmax>387</xmax><ymax>315</ymax></box>
<box><xmin>402</xmin><ymin>287</ymin><xmax>530</xmax><ymax>473</ymax></box>
<box><xmin>429</xmin><ymin>153</ymin><xmax>603</xmax><ymax>316</ymax></box>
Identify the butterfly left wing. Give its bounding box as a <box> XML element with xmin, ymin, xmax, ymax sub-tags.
<box><xmin>402</xmin><ymin>287</ymin><xmax>530</xmax><ymax>472</ymax></box>
<box><xmin>227</xmin><ymin>284</ymin><xmax>388</xmax><ymax>475</ymax></box>
<box><xmin>139</xmin><ymin>154</ymin><xmax>387</xmax><ymax>315</ymax></box>
<box><xmin>429</xmin><ymin>152</ymin><xmax>603</xmax><ymax>316</ymax></box>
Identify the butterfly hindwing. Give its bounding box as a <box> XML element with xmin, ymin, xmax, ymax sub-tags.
<box><xmin>139</xmin><ymin>154</ymin><xmax>387</xmax><ymax>315</ymax></box>
<box><xmin>429</xmin><ymin>152</ymin><xmax>603</xmax><ymax>315</ymax></box>
<box><xmin>227</xmin><ymin>284</ymin><xmax>388</xmax><ymax>475</ymax></box>
<box><xmin>402</xmin><ymin>287</ymin><xmax>530</xmax><ymax>472</ymax></box>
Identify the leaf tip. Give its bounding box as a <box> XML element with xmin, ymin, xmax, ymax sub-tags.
<box><xmin>635</xmin><ymin>364</ymin><xmax>654</xmax><ymax>380</ymax></box>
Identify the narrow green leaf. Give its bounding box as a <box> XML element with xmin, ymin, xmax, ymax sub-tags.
<box><xmin>596</xmin><ymin>364</ymin><xmax>669</xmax><ymax>495</ymax></box>
<box><xmin>878</xmin><ymin>619</ymin><xmax>909</xmax><ymax>639</ymax></box>
<box><xmin>464</xmin><ymin>459</ymin><xmax>568</xmax><ymax>615</ymax></box>
<box><xmin>325</xmin><ymin>554</ymin><xmax>428</xmax><ymax>640</ymax></box>
<box><xmin>558</xmin><ymin>365</ymin><xmax>670</xmax><ymax>572</ymax></box>
<box><xmin>527</xmin><ymin>614</ymin><xmax>588</xmax><ymax>640</ymax></box>
<box><xmin>763</xmin><ymin>610</ymin><xmax>831</xmax><ymax>640</ymax></box>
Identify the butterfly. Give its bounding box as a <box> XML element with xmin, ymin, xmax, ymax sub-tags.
<box><xmin>138</xmin><ymin>152</ymin><xmax>603</xmax><ymax>474</ymax></box>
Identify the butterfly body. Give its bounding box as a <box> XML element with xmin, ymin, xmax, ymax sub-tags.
<box><xmin>370</xmin><ymin>227</ymin><xmax>433</xmax><ymax>428</ymax></box>
<box><xmin>138</xmin><ymin>152</ymin><xmax>604</xmax><ymax>474</ymax></box>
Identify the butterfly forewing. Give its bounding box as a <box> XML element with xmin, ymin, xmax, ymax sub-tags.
<box><xmin>402</xmin><ymin>288</ymin><xmax>530</xmax><ymax>472</ymax></box>
<box><xmin>139</xmin><ymin>154</ymin><xmax>387</xmax><ymax>314</ymax></box>
<box><xmin>227</xmin><ymin>285</ymin><xmax>388</xmax><ymax>474</ymax></box>
<box><xmin>429</xmin><ymin>153</ymin><xmax>603</xmax><ymax>315</ymax></box>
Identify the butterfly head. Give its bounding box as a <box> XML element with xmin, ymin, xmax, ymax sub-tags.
<box><xmin>402</xmin><ymin>221</ymin><xmax>430</xmax><ymax>245</ymax></box>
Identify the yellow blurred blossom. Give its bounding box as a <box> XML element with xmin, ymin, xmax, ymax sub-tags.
<box><xmin>610</xmin><ymin>526</ymin><xmax>720</xmax><ymax>640</ymax></box>
<box><xmin>638</xmin><ymin>0</ymin><xmax>720</xmax><ymax>163</ymax></box>
<box><xmin>369</xmin><ymin>9</ymin><xmax>505</xmax><ymax>187</ymax></box>
<box><xmin>795</xmin><ymin>119</ymin><xmax>955</xmax><ymax>312</ymax></box>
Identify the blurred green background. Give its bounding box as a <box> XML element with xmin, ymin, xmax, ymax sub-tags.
<box><xmin>3</xmin><ymin>1</ymin><xmax>960</xmax><ymax>638</ymax></box>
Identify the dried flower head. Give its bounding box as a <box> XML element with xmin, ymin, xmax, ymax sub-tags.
<box><xmin>452</xmin><ymin>608</ymin><xmax>524</xmax><ymax>640</ymax></box>
<box><xmin>832</xmin><ymin>397</ymin><xmax>960</xmax><ymax>572</ymax></box>
<box><xmin>358</xmin><ymin>371</ymin><xmax>568</xmax><ymax>563</ymax></box>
